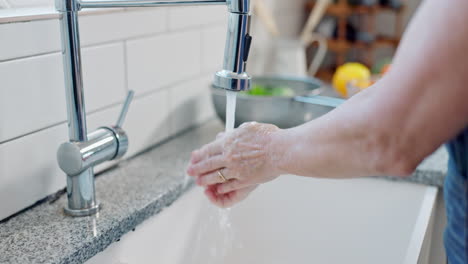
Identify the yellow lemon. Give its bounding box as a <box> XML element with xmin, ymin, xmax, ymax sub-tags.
<box><xmin>332</xmin><ymin>63</ymin><xmax>371</xmax><ymax>98</ymax></box>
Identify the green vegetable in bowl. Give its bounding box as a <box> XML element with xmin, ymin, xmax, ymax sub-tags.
<box><xmin>242</xmin><ymin>84</ymin><xmax>295</xmax><ymax>97</ymax></box>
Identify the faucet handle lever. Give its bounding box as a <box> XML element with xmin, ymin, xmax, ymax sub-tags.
<box><xmin>116</xmin><ymin>90</ymin><xmax>135</xmax><ymax>128</ymax></box>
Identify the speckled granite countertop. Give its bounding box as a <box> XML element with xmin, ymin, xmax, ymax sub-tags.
<box><xmin>377</xmin><ymin>147</ymin><xmax>448</xmax><ymax>187</ymax></box>
<box><xmin>0</xmin><ymin>119</ymin><xmax>448</xmax><ymax>264</ymax></box>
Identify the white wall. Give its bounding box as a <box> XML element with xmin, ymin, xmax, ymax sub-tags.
<box><xmin>0</xmin><ymin>1</ymin><xmax>308</xmax><ymax>221</ymax></box>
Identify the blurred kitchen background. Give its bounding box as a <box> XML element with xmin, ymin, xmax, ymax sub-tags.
<box><xmin>248</xmin><ymin>0</ymin><xmax>422</xmax><ymax>98</ymax></box>
<box><xmin>1</xmin><ymin>0</ymin><xmax>450</xmax><ymax>263</ymax></box>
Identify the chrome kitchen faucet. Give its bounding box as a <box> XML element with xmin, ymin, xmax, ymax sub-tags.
<box><xmin>55</xmin><ymin>0</ymin><xmax>252</xmax><ymax>216</ymax></box>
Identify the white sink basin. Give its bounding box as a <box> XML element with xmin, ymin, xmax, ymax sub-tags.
<box><xmin>87</xmin><ymin>176</ymin><xmax>437</xmax><ymax>264</ymax></box>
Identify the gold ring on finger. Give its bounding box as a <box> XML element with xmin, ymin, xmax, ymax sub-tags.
<box><xmin>217</xmin><ymin>169</ymin><xmax>227</xmax><ymax>183</ymax></box>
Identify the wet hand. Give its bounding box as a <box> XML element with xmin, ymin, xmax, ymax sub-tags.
<box><xmin>204</xmin><ymin>184</ymin><xmax>258</xmax><ymax>208</ymax></box>
<box><xmin>187</xmin><ymin>122</ymin><xmax>282</xmax><ymax>207</ymax></box>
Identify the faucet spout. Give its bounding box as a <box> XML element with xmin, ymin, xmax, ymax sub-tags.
<box><xmin>214</xmin><ymin>3</ymin><xmax>252</xmax><ymax>92</ymax></box>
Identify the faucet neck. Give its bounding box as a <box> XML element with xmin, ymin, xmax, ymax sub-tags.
<box><xmin>227</xmin><ymin>0</ymin><xmax>250</xmax><ymax>14</ymax></box>
<box><xmin>56</xmin><ymin>0</ymin><xmax>80</xmax><ymax>12</ymax></box>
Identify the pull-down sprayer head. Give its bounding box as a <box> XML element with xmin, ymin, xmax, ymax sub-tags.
<box><xmin>213</xmin><ymin>0</ymin><xmax>252</xmax><ymax>92</ymax></box>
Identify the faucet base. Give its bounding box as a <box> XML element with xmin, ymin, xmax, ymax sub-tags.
<box><xmin>64</xmin><ymin>203</ymin><xmax>101</xmax><ymax>217</ymax></box>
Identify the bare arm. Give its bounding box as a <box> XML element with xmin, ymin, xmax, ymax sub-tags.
<box><xmin>274</xmin><ymin>0</ymin><xmax>468</xmax><ymax>178</ymax></box>
<box><xmin>187</xmin><ymin>0</ymin><xmax>468</xmax><ymax>207</ymax></box>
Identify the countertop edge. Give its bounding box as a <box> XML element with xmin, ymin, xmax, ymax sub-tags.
<box><xmin>375</xmin><ymin>168</ymin><xmax>446</xmax><ymax>188</ymax></box>
<box><xmin>62</xmin><ymin>182</ymin><xmax>194</xmax><ymax>264</ymax></box>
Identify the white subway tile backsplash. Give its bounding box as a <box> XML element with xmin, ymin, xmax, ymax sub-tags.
<box><xmin>124</xmin><ymin>89</ymin><xmax>171</xmax><ymax>157</ymax></box>
<box><xmin>0</xmin><ymin>0</ymin><xmax>310</xmax><ymax>221</ymax></box>
<box><xmin>0</xmin><ymin>124</ymin><xmax>67</xmax><ymax>220</ymax></box>
<box><xmin>82</xmin><ymin>43</ymin><xmax>127</xmax><ymax>112</ymax></box>
<box><xmin>126</xmin><ymin>30</ymin><xmax>201</xmax><ymax>95</ymax></box>
<box><xmin>0</xmin><ymin>53</ymin><xmax>67</xmax><ymax>143</ymax></box>
<box><xmin>79</xmin><ymin>8</ymin><xmax>168</xmax><ymax>47</ymax></box>
<box><xmin>169</xmin><ymin>76</ymin><xmax>215</xmax><ymax>135</ymax></box>
<box><xmin>168</xmin><ymin>5</ymin><xmax>226</xmax><ymax>31</ymax></box>
<box><xmin>0</xmin><ymin>0</ymin><xmax>307</xmax><ymax>220</ymax></box>
<box><xmin>0</xmin><ymin>8</ymin><xmax>168</xmax><ymax>62</ymax></box>
<box><xmin>0</xmin><ymin>19</ymin><xmax>61</xmax><ymax>61</ymax></box>
<box><xmin>87</xmin><ymin>99</ymin><xmax>123</xmax><ymax>132</ymax></box>
<box><xmin>0</xmin><ymin>41</ymin><xmax>127</xmax><ymax>142</ymax></box>
<box><xmin>201</xmin><ymin>24</ymin><xmax>226</xmax><ymax>74</ymax></box>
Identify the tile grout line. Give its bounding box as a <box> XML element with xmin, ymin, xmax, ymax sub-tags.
<box><xmin>0</xmin><ymin>72</ymin><xmax>211</xmax><ymax>147</ymax></box>
<box><xmin>122</xmin><ymin>39</ymin><xmax>130</xmax><ymax>94</ymax></box>
<box><xmin>0</xmin><ymin>121</ymin><xmax>67</xmax><ymax>145</ymax></box>
<box><xmin>131</xmin><ymin>73</ymin><xmax>209</xmax><ymax>99</ymax></box>
<box><xmin>165</xmin><ymin>5</ymin><xmax>174</xmax><ymax>136</ymax></box>
<box><xmin>0</xmin><ymin>14</ymin><xmax>222</xmax><ymax>144</ymax></box>
<box><xmin>0</xmin><ymin>7</ymin><xmax>127</xmax><ymax>25</ymax></box>
<box><xmin>0</xmin><ymin>21</ymin><xmax>225</xmax><ymax>64</ymax></box>
<box><xmin>167</xmin><ymin>82</ymin><xmax>174</xmax><ymax>137</ymax></box>
<box><xmin>199</xmin><ymin>24</ymin><xmax>204</xmax><ymax>76</ymax></box>
<box><xmin>0</xmin><ymin>50</ymin><xmax>61</xmax><ymax>63</ymax></box>
<box><xmin>0</xmin><ymin>4</ymin><xmax>225</xmax><ymax>25</ymax></box>
<box><xmin>0</xmin><ymin>101</ymin><xmax>127</xmax><ymax>145</ymax></box>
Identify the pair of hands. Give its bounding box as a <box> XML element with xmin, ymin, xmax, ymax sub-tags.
<box><xmin>186</xmin><ymin>122</ymin><xmax>282</xmax><ymax>208</ymax></box>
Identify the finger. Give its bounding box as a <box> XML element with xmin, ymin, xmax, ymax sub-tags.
<box><xmin>191</xmin><ymin>139</ymin><xmax>223</xmax><ymax>164</ymax></box>
<box><xmin>229</xmin><ymin>149</ymin><xmax>264</xmax><ymax>161</ymax></box>
<box><xmin>187</xmin><ymin>155</ymin><xmax>226</xmax><ymax>177</ymax></box>
<box><xmin>204</xmin><ymin>184</ymin><xmax>226</xmax><ymax>205</ymax></box>
<box><xmin>216</xmin><ymin>179</ymin><xmax>252</xmax><ymax>194</ymax></box>
<box><xmin>205</xmin><ymin>185</ymin><xmax>257</xmax><ymax>208</ymax></box>
<box><xmin>205</xmin><ymin>187</ymin><xmax>235</xmax><ymax>208</ymax></box>
<box><xmin>196</xmin><ymin>168</ymin><xmax>233</xmax><ymax>187</ymax></box>
<box><xmin>204</xmin><ymin>186</ymin><xmax>223</xmax><ymax>206</ymax></box>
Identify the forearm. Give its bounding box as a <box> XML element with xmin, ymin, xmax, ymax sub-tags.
<box><xmin>270</xmin><ymin>0</ymin><xmax>468</xmax><ymax>179</ymax></box>
<box><xmin>271</xmin><ymin>85</ymin><xmax>398</xmax><ymax>179</ymax></box>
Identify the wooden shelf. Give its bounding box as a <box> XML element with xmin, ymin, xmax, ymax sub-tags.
<box><xmin>305</xmin><ymin>0</ymin><xmax>405</xmax><ymax>77</ymax></box>
<box><xmin>327</xmin><ymin>39</ymin><xmax>366</xmax><ymax>52</ymax></box>
<box><xmin>326</xmin><ymin>36</ymin><xmax>400</xmax><ymax>53</ymax></box>
<box><xmin>375</xmin><ymin>35</ymin><xmax>400</xmax><ymax>46</ymax></box>
<box><xmin>315</xmin><ymin>67</ymin><xmax>336</xmax><ymax>82</ymax></box>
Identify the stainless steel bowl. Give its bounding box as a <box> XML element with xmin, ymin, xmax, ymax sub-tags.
<box><xmin>211</xmin><ymin>75</ymin><xmax>345</xmax><ymax>128</ymax></box>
